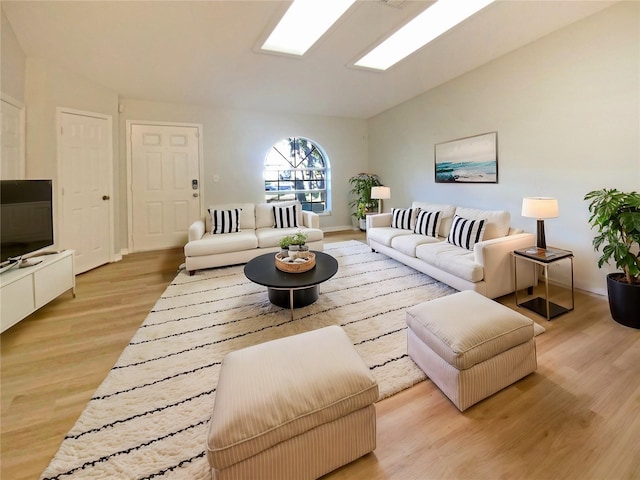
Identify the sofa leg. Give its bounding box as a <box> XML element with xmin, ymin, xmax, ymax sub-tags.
<box><xmin>189</xmin><ymin>270</ymin><xmax>195</xmax><ymax>276</ymax></box>
<box><xmin>527</xmin><ymin>286</ymin><xmax>533</xmax><ymax>295</ymax></box>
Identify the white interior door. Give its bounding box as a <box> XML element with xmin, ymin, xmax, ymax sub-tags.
<box><xmin>59</xmin><ymin>110</ymin><xmax>112</xmax><ymax>274</ymax></box>
<box><xmin>1</xmin><ymin>94</ymin><xmax>25</xmax><ymax>180</ymax></box>
<box><xmin>130</xmin><ymin>124</ymin><xmax>201</xmax><ymax>252</ymax></box>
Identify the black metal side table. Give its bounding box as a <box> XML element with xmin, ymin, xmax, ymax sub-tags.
<box><xmin>513</xmin><ymin>246</ymin><xmax>574</xmax><ymax>321</ymax></box>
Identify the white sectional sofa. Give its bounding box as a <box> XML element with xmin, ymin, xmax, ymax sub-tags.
<box><xmin>367</xmin><ymin>201</ymin><xmax>536</xmax><ymax>299</ymax></box>
<box><xmin>184</xmin><ymin>201</ymin><xmax>323</xmax><ymax>274</ymax></box>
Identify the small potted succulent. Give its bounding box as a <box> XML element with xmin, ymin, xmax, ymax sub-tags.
<box><xmin>287</xmin><ymin>232</ymin><xmax>308</xmax><ymax>252</ymax></box>
<box><xmin>278</xmin><ymin>235</ymin><xmax>294</xmax><ymax>255</ymax></box>
<box><xmin>279</xmin><ymin>232</ymin><xmax>308</xmax><ymax>256</ymax></box>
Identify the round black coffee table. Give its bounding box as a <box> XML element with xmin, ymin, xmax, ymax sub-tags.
<box><xmin>244</xmin><ymin>251</ymin><xmax>338</xmax><ymax>317</ymax></box>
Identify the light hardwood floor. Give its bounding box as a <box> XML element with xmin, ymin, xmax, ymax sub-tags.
<box><xmin>2</xmin><ymin>231</ymin><xmax>639</xmax><ymax>480</ymax></box>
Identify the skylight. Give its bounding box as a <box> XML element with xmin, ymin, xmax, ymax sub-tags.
<box><xmin>261</xmin><ymin>0</ymin><xmax>357</xmax><ymax>56</ymax></box>
<box><xmin>355</xmin><ymin>0</ymin><xmax>496</xmax><ymax>71</ymax></box>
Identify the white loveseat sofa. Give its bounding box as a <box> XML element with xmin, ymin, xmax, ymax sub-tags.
<box><xmin>184</xmin><ymin>201</ymin><xmax>323</xmax><ymax>275</ymax></box>
<box><xmin>367</xmin><ymin>201</ymin><xmax>536</xmax><ymax>299</ymax></box>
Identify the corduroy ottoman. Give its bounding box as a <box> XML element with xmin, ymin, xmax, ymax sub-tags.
<box><xmin>206</xmin><ymin>325</ymin><xmax>379</xmax><ymax>480</ymax></box>
<box><xmin>406</xmin><ymin>290</ymin><xmax>537</xmax><ymax>412</ymax></box>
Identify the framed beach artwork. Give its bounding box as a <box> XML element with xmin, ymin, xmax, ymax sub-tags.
<box><xmin>435</xmin><ymin>132</ymin><xmax>498</xmax><ymax>183</ymax></box>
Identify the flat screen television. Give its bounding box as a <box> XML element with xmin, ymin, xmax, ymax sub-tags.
<box><xmin>1</xmin><ymin>179</ymin><xmax>54</xmax><ymax>264</ymax></box>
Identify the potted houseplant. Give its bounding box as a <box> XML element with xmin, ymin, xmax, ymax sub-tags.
<box><xmin>291</xmin><ymin>231</ymin><xmax>309</xmax><ymax>258</ymax></box>
<box><xmin>279</xmin><ymin>232</ymin><xmax>308</xmax><ymax>254</ymax></box>
<box><xmin>288</xmin><ymin>231</ymin><xmax>308</xmax><ymax>251</ymax></box>
<box><xmin>585</xmin><ymin>188</ymin><xmax>640</xmax><ymax>329</ymax></box>
<box><xmin>278</xmin><ymin>235</ymin><xmax>294</xmax><ymax>255</ymax></box>
<box><xmin>280</xmin><ymin>231</ymin><xmax>310</xmax><ymax>260</ymax></box>
<box><xmin>354</xmin><ymin>202</ymin><xmax>367</xmax><ymax>231</ymax></box>
<box><xmin>349</xmin><ymin>173</ymin><xmax>382</xmax><ymax>231</ymax></box>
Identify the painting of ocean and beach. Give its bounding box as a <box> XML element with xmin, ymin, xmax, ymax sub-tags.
<box><xmin>435</xmin><ymin>132</ymin><xmax>497</xmax><ymax>183</ymax></box>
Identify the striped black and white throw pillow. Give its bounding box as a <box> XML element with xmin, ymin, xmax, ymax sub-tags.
<box><xmin>447</xmin><ymin>215</ymin><xmax>486</xmax><ymax>250</ymax></box>
<box><xmin>391</xmin><ymin>208</ymin><xmax>414</xmax><ymax>230</ymax></box>
<box><xmin>273</xmin><ymin>205</ymin><xmax>299</xmax><ymax>228</ymax></box>
<box><xmin>414</xmin><ymin>210</ymin><xmax>441</xmax><ymax>237</ymax></box>
<box><xmin>209</xmin><ymin>208</ymin><xmax>242</xmax><ymax>234</ymax></box>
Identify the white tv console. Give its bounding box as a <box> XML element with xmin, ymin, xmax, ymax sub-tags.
<box><xmin>0</xmin><ymin>250</ymin><xmax>75</xmax><ymax>333</ymax></box>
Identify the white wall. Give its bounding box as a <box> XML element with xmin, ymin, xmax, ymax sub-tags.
<box><xmin>367</xmin><ymin>2</ymin><xmax>640</xmax><ymax>295</ymax></box>
<box><xmin>24</xmin><ymin>58</ymin><xmax>119</xmax><ymax>250</ymax></box>
<box><xmin>16</xmin><ymin>56</ymin><xmax>367</xmax><ymax>256</ymax></box>
<box><xmin>118</xmin><ymin>99</ymin><xmax>368</xmax><ymax>248</ymax></box>
<box><xmin>1</xmin><ymin>7</ymin><xmax>26</xmax><ymax>102</ymax></box>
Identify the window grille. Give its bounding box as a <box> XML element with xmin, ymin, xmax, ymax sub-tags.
<box><xmin>264</xmin><ymin>137</ymin><xmax>329</xmax><ymax>213</ymax></box>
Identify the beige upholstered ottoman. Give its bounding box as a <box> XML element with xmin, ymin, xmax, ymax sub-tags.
<box><xmin>406</xmin><ymin>290</ymin><xmax>537</xmax><ymax>412</ymax></box>
<box><xmin>206</xmin><ymin>325</ymin><xmax>378</xmax><ymax>480</ymax></box>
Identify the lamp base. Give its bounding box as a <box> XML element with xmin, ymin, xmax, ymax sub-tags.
<box><xmin>536</xmin><ymin>219</ymin><xmax>547</xmax><ymax>250</ymax></box>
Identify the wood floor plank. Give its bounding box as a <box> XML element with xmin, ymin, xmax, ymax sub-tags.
<box><xmin>2</xmin><ymin>231</ymin><xmax>639</xmax><ymax>480</ymax></box>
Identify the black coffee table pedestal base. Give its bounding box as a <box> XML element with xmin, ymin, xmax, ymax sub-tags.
<box><xmin>268</xmin><ymin>286</ymin><xmax>319</xmax><ymax>309</ymax></box>
<box><xmin>244</xmin><ymin>251</ymin><xmax>338</xmax><ymax>320</ymax></box>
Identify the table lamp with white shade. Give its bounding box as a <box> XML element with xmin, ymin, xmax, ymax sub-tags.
<box><xmin>371</xmin><ymin>186</ymin><xmax>391</xmax><ymax>214</ymax></box>
<box><xmin>521</xmin><ymin>197</ymin><xmax>559</xmax><ymax>250</ymax></box>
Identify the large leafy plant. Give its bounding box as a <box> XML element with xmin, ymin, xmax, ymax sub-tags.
<box><xmin>348</xmin><ymin>173</ymin><xmax>381</xmax><ymax>219</ymax></box>
<box><xmin>585</xmin><ymin>188</ymin><xmax>640</xmax><ymax>284</ymax></box>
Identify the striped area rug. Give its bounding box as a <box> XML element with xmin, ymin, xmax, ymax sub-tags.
<box><xmin>41</xmin><ymin>240</ymin><xmax>457</xmax><ymax>479</ymax></box>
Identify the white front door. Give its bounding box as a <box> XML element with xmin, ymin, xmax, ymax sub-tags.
<box><xmin>1</xmin><ymin>95</ymin><xmax>25</xmax><ymax>180</ymax></box>
<box><xmin>58</xmin><ymin>110</ymin><xmax>113</xmax><ymax>273</ymax></box>
<box><xmin>129</xmin><ymin>124</ymin><xmax>201</xmax><ymax>252</ymax></box>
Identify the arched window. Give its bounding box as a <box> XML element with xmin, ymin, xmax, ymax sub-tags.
<box><xmin>264</xmin><ymin>137</ymin><xmax>329</xmax><ymax>213</ymax></box>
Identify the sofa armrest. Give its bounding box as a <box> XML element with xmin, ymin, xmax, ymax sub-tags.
<box><xmin>367</xmin><ymin>213</ymin><xmax>392</xmax><ymax>229</ymax></box>
<box><xmin>473</xmin><ymin>232</ymin><xmax>535</xmax><ymax>265</ymax></box>
<box><xmin>473</xmin><ymin>232</ymin><xmax>536</xmax><ymax>298</ymax></box>
<box><xmin>188</xmin><ymin>219</ymin><xmax>206</xmax><ymax>242</ymax></box>
<box><xmin>302</xmin><ymin>210</ymin><xmax>320</xmax><ymax>229</ymax></box>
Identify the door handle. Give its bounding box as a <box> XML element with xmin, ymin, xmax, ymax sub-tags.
<box><xmin>193</xmin><ymin>193</ymin><xmax>199</xmax><ymax>198</ymax></box>
<box><xmin>102</xmin><ymin>195</ymin><xmax>110</xmax><ymax>200</ymax></box>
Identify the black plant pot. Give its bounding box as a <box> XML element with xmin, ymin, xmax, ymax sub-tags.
<box><xmin>607</xmin><ymin>273</ymin><xmax>640</xmax><ymax>329</ymax></box>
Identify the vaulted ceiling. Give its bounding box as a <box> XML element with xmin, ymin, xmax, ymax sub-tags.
<box><xmin>2</xmin><ymin>0</ymin><xmax>618</xmax><ymax>119</ymax></box>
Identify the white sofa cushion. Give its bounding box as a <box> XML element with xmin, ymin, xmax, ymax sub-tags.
<box><xmin>206</xmin><ymin>203</ymin><xmax>256</xmax><ymax>231</ymax></box>
<box><xmin>255</xmin><ymin>227</ymin><xmax>323</xmax><ymax>249</ymax></box>
<box><xmin>454</xmin><ymin>207</ymin><xmax>509</xmax><ymax>240</ymax></box>
<box><xmin>367</xmin><ymin>226</ymin><xmax>413</xmax><ymax>247</ymax></box>
<box><xmin>184</xmin><ymin>231</ymin><xmax>258</xmax><ymax>256</ymax></box>
<box><xmin>255</xmin><ymin>201</ymin><xmax>303</xmax><ymax>229</ymax></box>
<box><xmin>391</xmin><ymin>234</ymin><xmax>442</xmax><ymax>258</ymax></box>
<box><xmin>416</xmin><ymin>242</ymin><xmax>484</xmax><ymax>283</ymax></box>
<box><xmin>411</xmin><ymin>202</ymin><xmax>456</xmax><ymax>237</ymax></box>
